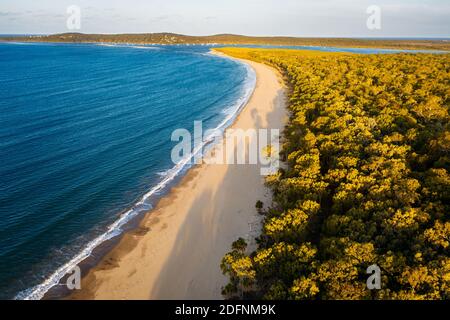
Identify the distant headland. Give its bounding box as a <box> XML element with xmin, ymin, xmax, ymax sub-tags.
<box><xmin>1</xmin><ymin>32</ymin><xmax>449</xmax><ymax>51</ymax></box>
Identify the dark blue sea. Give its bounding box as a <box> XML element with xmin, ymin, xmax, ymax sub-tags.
<box><xmin>0</xmin><ymin>42</ymin><xmax>255</xmax><ymax>299</ymax></box>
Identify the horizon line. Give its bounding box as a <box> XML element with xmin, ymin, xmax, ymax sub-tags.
<box><xmin>1</xmin><ymin>32</ymin><xmax>450</xmax><ymax>39</ymax></box>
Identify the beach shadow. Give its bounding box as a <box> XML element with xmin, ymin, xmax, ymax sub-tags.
<box><xmin>148</xmin><ymin>70</ymin><xmax>287</xmax><ymax>299</ymax></box>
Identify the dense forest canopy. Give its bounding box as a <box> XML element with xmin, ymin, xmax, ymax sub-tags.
<box><xmin>1</xmin><ymin>33</ymin><xmax>449</xmax><ymax>51</ymax></box>
<box><xmin>217</xmin><ymin>48</ymin><xmax>450</xmax><ymax>300</ymax></box>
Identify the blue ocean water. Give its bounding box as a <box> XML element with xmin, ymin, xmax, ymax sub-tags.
<box><xmin>0</xmin><ymin>42</ymin><xmax>255</xmax><ymax>299</ymax></box>
<box><xmin>0</xmin><ymin>41</ymin><xmax>443</xmax><ymax>300</ymax></box>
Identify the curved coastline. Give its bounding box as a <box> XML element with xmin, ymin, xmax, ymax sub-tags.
<box><xmin>15</xmin><ymin>49</ymin><xmax>256</xmax><ymax>300</ymax></box>
<box><xmin>68</xmin><ymin>52</ymin><xmax>287</xmax><ymax>300</ymax></box>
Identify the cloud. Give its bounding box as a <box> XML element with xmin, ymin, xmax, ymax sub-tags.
<box><xmin>149</xmin><ymin>15</ymin><xmax>171</xmax><ymax>22</ymax></box>
<box><xmin>1</xmin><ymin>0</ymin><xmax>449</xmax><ymax>37</ymax></box>
<box><xmin>0</xmin><ymin>11</ymin><xmax>20</xmax><ymax>17</ymax></box>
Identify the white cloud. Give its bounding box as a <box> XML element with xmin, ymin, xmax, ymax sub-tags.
<box><xmin>0</xmin><ymin>0</ymin><xmax>448</xmax><ymax>37</ymax></box>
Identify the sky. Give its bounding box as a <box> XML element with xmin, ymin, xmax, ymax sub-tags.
<box><xmin>0</xmin><ymin>0</ymin><xmax>449</xmax><ymax>37</ymax></box>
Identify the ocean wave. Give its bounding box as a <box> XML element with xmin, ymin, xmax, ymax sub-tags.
<box><xmin>15</xmin><ymin>51</ymin><xmax>256</xmax><ymax>300</ymax></box>
<box><xmin>97</xmin><ymin>43</ymin><xmax>161</xmax><ymax>50</ymax></box>
<box><xmin>1</xmin><ymin>42</ymin><xmax>40</xmax><ymax>46</ymax></box>
<box><xmin>130</xmin><ymin>45</ymin><xmax>161</xmax><ymax>50</ymax></box>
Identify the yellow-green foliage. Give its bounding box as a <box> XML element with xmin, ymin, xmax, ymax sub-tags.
<box><xmin>220</xmin><ymin>48</ymin><xmax>450</xmax><ymax>300</ymax></box>
<box><xmin>214</xmin><ymin>47</ymin><xmax>347</xmax><ymax>63</ymax></box>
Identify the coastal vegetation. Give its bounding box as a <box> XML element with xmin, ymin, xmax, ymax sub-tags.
<box><xmin>218</xmin><ymin>48</ymin><xmax>450</xmax><ymax>300</ymax></box>
<box><xmin>1</xmin><ymin>33</ymin><xmax>449</xmax><ymax>51</ymax></box>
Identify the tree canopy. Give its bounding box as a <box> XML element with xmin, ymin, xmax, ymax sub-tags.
<box><xmin>218</xmin><ymin>48</ymin><xmax>450</xmax><ymax>300</ymax></box>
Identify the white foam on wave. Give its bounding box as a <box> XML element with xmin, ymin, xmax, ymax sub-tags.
<box><xmin>130</xmin><ymin>45</ymin><xmax>161</xmax><ymax>50</ymax></box>
<box><xmin>1</xmin><ymin>42</ymin><xmax>39</xmax><ymax>46</ymax></box>
<box><xmin>97</xmin><ymin>43</ymin><xmax>161</xmax><ymax>50</ymax></box>
<box><xmin>15</xmin><ymin>51</ymin><xmax>256</xmax><ymax>300</ymax></box>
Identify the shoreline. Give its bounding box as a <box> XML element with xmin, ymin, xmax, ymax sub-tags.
<box><xmin>1</xmin><ymin>34</ymin><xmax>449</xmax><ymax>52</ymax></box>
<box><xmin>1</xmin><ymin>42</ymin><xmax>448</xmax><ymax>56</ymax></box>
<box><xmin>68</xmin><ymin>53</ymin><xmax>287</xmax><ymax>300</ymax></box>
<box><xmin>18</xmin><ymin>48</ymin><xmax>255</xmax><ymax>300</ymax></box>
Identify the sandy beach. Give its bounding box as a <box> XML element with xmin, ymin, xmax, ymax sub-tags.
<box><xmin>70</xmin><ymin>53</ymin><xmax>287</xmax><ymax>300</ymax></box>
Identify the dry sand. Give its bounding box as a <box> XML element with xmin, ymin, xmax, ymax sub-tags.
<box><xmin>70</xmin><ymin>53</ymin><xmax>287</xmax><ymax>300</ymax></box>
